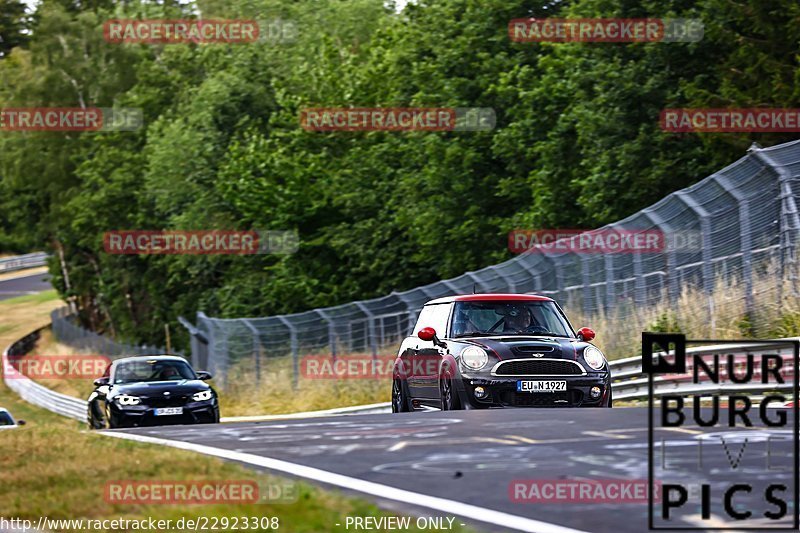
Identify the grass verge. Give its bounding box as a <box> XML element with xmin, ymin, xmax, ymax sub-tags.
<box><xmin>0</xmin><ymin>293</ymin><xmax>473</xmax><ymax>532</ymax></box>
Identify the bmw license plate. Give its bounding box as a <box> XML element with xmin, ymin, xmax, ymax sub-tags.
<box><xmin>154</xmin><ymin>407</ymin><xmax>183</xmax><ymax>416</ymax></box>
<box><xmin>516</xmin><ymin>380</ymin><xmax>566</xmax><ymax>393</ymax></box>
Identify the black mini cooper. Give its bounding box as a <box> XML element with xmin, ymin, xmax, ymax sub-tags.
<box><xmin>88</xmin><ymin>355</ymin><xmax>219</xmax><ymax>429</ymax></box>
<box><xmin>391</xmin><ymin>294</ymin><xmax>611</xmax><ymax>411</ymax></box>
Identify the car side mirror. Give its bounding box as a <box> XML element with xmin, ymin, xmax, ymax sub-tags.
<box><xmin>417</xmin><ymin>327</ymin><xmax>447</xmax><ymax>349</ymax></box>
<box><xmin>418</xmin><ymin>327</ymin><xmax>436</xmax><ymax>341</ymax></box>
<box><xmin>93</xmin><ymin>377</ymin><xmax>110</xmax><ymax>387</ymax></box>
<box><xmin>196</xmin><ymin>371</ymin><xmax>213</xmax><ymax>381</ymax></box>
<box><xmin>17</xmin><ymin>420</ymin><xmax>26</xmax><ymax>426</ymax></box>
<box><xmin>577</xmin><ymin>327</ymin><xmax>596</xmax><ymax>342</ymax></box>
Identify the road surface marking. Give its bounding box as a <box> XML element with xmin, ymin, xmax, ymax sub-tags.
<box><xmin>100</xmin><ymin>430</ymin><xmax>590</xmax><ymax>533</ymax></box>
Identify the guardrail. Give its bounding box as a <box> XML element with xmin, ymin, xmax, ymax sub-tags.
<box><xmin>0</xmin><ymin>252</ymin><xmax>48</xmax><ymax>274</ymax></box>
<box><xmin>609</xmin><ymin>338</ymin><xmax>799</xmax><ymax>401</ymax></box>
<box><xmin>3</xmin><ymin>327</ymin><xmax>86</xmax><ymax>421</ymax></box>
<box><xmin>4</xmin><ymin>330</ymin><xmax>796</xmax><ymax>424</ymax></box>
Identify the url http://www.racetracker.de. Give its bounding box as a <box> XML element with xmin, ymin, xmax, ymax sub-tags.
<box><xmin>0</xmin><ymin>516</ymin><xmax>282</xmax><ymax>531</ymax></box>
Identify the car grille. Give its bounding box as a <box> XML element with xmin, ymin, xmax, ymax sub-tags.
<box><xmin>142</xmin><ymin>395</ymin><xmax>191</xmax><ymax>407</ymax></box>
<box><xmin>500</xmin><ymin>390</ymin><xmax>583</xmax><ymax>407</ymax></box>
<box><xmin>494</xmin><ymin>359</ymin><xmax>583</xmax><ymax>376</ymax></box>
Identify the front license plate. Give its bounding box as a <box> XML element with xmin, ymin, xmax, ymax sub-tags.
<box><xmin>154</xmin><ymin>407</ymin><xmax>183</xmax><ymax>416</ymax></box>
<box><xmin>516</xmin><ymin>380</ymin><xmax>567</xmax><ymax>393</ymax></box>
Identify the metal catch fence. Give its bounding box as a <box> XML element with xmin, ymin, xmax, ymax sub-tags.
<box><xmin>51</xmin><ymin>307</ymin><xmax>177</xmax><ymax>359</ymax></box>
<box><xmin>183</xmin><ymin>141</ymin><xmax>800</xmax><ymax>386</ymax></box>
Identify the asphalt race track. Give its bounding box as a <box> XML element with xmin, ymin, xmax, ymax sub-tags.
<box><xmin>111</xmin><ymin>407</ymin><xmax>797</xmax><ymax>533</ymax></box>
<box><xmin>0</xmin><ymin>272</ymin><xmax>52</xmax><ymax>301</ymax></box>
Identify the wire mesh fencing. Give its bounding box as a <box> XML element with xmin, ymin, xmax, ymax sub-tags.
<box><xmin>182</xmin><ymin>140</ymin><xmax>800</xmax><ymax>388</ymax></box>
<box><xmin>51</xmin><ymin>307</ymin><xmax>178</xmax><ymax>359</ymax></box>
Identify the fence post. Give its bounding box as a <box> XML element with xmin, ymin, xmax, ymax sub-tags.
<box><xmin>604</xmin><ymin>254</ymin><xmax>614</xmax><ymax>312</ymax></box>
<box><xmin>711</xmin><ymin>175</ymin><xmax>754</xmax><ymax>321</ymax></box>
<box><xmin>315</xmin><ymin>309</ymin><xmax>337</xmax><ymax>360</ymax></box>
<box><xmin>632</xmin><ymin>252</ymin><xmax>644</xmax><ymax>307</ymax></box>
<box><xmin>641</xmin><ymin>209</ymin><xmax>677</xmax><ymax>309</ymax></box>
<box><xmin>675</xmin><ymin>191</ymin><xmax>714</xmax><ymax>333</ymax></box>
<box><xmin>581</xmin><ymin>255</ymin><xmax>592</xmax><ymax>317</ymax></box>
<box><xmin>354</xmin><ymin>302</ymin><xmax>378</xmax><ymax>360</ymax></box>
<box><xmin>488</xmin><ymin>265</ymin><xmax>516</xmax><ymax>293</ymax></box>
<box><xmin>276</xmin><ymin>315</ymin><xmax>299</xmax><ymax>390</ymax></box>
<box><xmin>243</xmin><ymin>320</ymin><xmax>261</xmax><ymax>386</ymax></box>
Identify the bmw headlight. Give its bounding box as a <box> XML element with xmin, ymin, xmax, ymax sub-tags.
<box><xmin>460</xmin><ymin>346</ymin><xmax>489</xmax><ymax>371</ymax></box>
<box><xmin>582</xmin><ymin>346</ymin><xmax>606</xmax><ymax>370</ymax></box>
<box><xmin>117</xmin><ymin>394</ymin><xmax>140</xmax><ymax>406</ymax></box>
<box><xmin>193</xmin><ymin>390</ymin><xmax>213</xmax><ymax>402</ymax></box>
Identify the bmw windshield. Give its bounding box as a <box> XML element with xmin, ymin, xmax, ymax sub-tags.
<box><xmin>113</xmin><ymin>360</ymin><xmax>196</xmax><ymax>384</ymax></box>
<box><xmin>450</xmin><ymin>301</ymin><xmax>574</xmax><ymax>338</ymax></box>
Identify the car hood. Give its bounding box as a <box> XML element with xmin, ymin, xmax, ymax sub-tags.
<box><xmin>455</xmin><ymin>336</ymin><xmax>585</xmax><ymax>360</ymax></box>
<box><xmin>111</xmin><ymin>380</ymin><xmax>210</xmax><ymax>396</ymax></box>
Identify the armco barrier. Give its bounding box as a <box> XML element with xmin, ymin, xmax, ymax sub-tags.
<box><xmin>611</xmin><ymin>338</ymin><xmax>799</xmax><ymax>400</ymax></box>
<box><xmin>4</xmin><ymin>330</ymin><xmax>796</xmax><ymax>423</ymax></box>
<box><xmin>3</xmin><ymin>327</ymin><xmax>87</xmax><ymax>421</ymax></box>
<box><xmin>0</xmin><ymin>252</ymin><xmax>48</xmax><ymax>273</ymax></box>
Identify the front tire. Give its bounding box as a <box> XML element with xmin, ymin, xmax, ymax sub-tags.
<box><xmin>88</xmin><ymin>401</ymin><xmax>105</xmax><ymax>430</ymax></box>
<box><xmin>439</xmin><ymin>373</ymin><xmax>461</xmax><ymax>411</ymax></box>
<box><xmin>391</xmin><ymin>378</ymin><xmax>410</xmax><ymax>413</ymax></box>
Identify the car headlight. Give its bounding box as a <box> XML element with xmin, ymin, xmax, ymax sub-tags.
<box><xmin>582</xmin><ymin>346</ymin><xmax>606</xmax><ymax>370</ymax></box>
<box><xmin>193</xmin><ymin>390</ymin><xmax>213</xmax><ymax>402</ymax></box>
<box><xmin>117</xmin><ymin>394</ymin><xmax>140</xmax><ymax>406</ymax></box>
<box><xmin>460</xmin><ymin>346</ymin><xmax>489</xmax><ymax>371</ymax></box>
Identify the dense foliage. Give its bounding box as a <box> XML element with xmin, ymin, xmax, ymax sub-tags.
<box><xmin>1</xmin><ymin>0</ymin><xmax>798</xmax><ymax>346</ymax></box>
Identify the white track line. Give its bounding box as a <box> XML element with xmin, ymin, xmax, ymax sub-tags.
<box><xmin>220</xmin><ymin>402</ymin><xmax>391</xmax><ymax>422</ymax></box>
<box><xmin>100</xmin><ymin>430</ymin><xmax>588</xmax><ymax>533</ymax></box>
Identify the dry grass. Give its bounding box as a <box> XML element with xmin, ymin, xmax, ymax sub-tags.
<box><xmin>568</xmin><ymin>262</ymin><xmax>797</xmax><ymax>360</ymax></box>
<box><xmin>17</xmin><ymin>328</ymin><xmax>98</xmax><ymax>399</ymax></box>
<box><xmin>0</xmin><ymin>379</ymin><xmax>466</xmax><ymax>532</ymax></box>
<box><xmin>220</xmin><ymin>353</ymin><xmax>391</xmax><ymax>417</ymax></box>
<box><xmin>0</xmin><ymin>289</ymin><xmax>62</xmax><ymax>352</ymax></box>
<box><xmin>0</xmin><ymin>290</ymin><xmax>473</xmax><ymax>532</ymax></box>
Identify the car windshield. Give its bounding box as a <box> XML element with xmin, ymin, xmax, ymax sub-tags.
<box><xmin>450</xmin><ymin>300</ymin><xmax>574</xmax><ymax>338</ymax></box>
<box><xmin>0</xmin><ymin>412</ymin><xmax>14</xmax><ymax>426</ymax></box>
<box><xmin>113</xmin><ymin>360</ymin><xmax>196</xmax><ymax>384</ymax></box>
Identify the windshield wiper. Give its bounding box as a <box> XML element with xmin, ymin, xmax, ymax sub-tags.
<box><xmin>503</xmin><ymin>332</ymin><xmax>571</xmax><ymax>338</ymax></box>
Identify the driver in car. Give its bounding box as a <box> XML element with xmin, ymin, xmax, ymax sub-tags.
<box><xmin>502</xmin><ymin>305</ymin><xmax>535</xmax><ymax>332</ymax></box>
<box><xmin>156</xmin><ymin>366</ymin><xmax>180</xmax><ymax>380</ymax></box>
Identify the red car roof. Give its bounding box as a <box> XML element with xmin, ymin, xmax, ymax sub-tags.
<box><xmin>425</xmin><ymin>293</ymin><xmax>554</xmax><ymax>305</ymax></box>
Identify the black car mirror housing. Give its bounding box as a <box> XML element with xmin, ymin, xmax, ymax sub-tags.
<box><xmin>196</xmin><ymin>371</ymin><xmax>213</xmax><ymax>380</ymax></box>
<box><xmin>93</xmin><ymin>377</ymin><xmax>110</xmax><ymax>387</ymax></box>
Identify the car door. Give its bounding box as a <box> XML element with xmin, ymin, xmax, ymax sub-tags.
<box><xmin>413</xmin><ymin>303</ymin><xmax>452</xmax><ymax>402</ymax></box>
